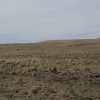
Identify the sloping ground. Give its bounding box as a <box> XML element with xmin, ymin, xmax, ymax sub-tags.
<box><xmin>0</xmin><ymin>39</ymin><xmax>100</xmax><ymax>100</ymax></box>
<box><xmin>41</xmin><ymin>38</ymin><xmax>100</xmax><ymax>43</ymax></box>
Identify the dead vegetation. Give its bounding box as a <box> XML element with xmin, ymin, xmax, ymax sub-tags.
<box><xmin>0</xmin><ymin>39</ymin><xmax>100</xmax><ymax>100</ymax></box>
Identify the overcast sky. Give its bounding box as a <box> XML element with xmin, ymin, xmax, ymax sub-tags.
<box><xmin>0</xmin><ymin>0</ymin><xmax>100</xmax><ymax>43</ymax></box>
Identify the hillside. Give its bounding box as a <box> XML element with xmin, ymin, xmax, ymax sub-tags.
<box><xmin>0</xmin><ymin>39</ymin><xmax>100</xmax><ymax>100</ymax></box>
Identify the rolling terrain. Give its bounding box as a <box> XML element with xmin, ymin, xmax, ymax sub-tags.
<box><xmin>0</xmin><ymin>39</ymin><xmax>100</xmax><ymax>100</ymax></box>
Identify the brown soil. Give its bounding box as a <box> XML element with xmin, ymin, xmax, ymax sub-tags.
<box><xmin>0</xmin><ymin>39</ymin><xmax>100</xmax><ymax>100</ymax></box>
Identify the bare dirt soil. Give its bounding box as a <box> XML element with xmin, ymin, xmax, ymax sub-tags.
<box><xmin>0</xmin><ymin>39</ymin><xmax>100</xmax><ymax>100</ymax></box>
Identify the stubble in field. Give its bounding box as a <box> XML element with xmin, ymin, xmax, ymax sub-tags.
<box><xmin>0</xmin><ymin>39</ymin><xmax>100</xmax><ymax>100</ymax></box>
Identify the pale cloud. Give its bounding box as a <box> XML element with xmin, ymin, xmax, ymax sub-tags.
<box><xmin>0</xmin><ymin>0</ymin><xmax>100</xmax><ymax>43</ymax></box>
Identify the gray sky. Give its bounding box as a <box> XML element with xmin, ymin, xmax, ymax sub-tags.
<box><xmin>0</xmin><ymin>0</ymin><xmax>100</xmax><ymax>43</ymax></box>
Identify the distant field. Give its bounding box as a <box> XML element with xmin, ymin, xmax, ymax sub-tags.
<box><xmin>0</xmin><ymin>39</ymin><xmax>100</xmax><ymax>100</ymax></box>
